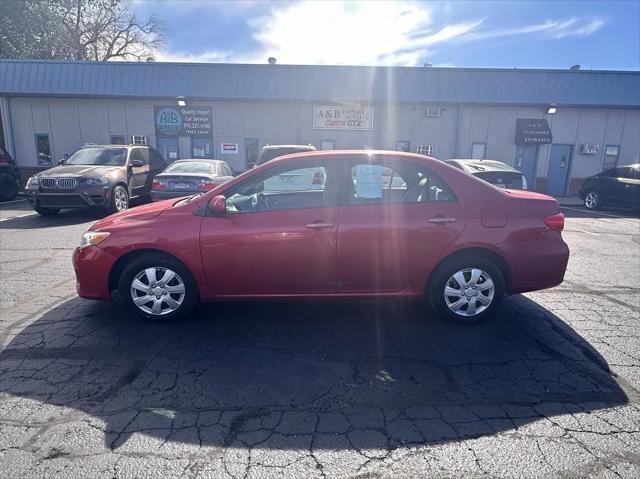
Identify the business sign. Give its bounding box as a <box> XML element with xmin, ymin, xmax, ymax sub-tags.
<box><xmin>313</xmin><ymin>106</ymin><xmax>374</xmax><ymax>130</ymax></box>
<box><xmin>514</xmin><ymin>119</ymin><xmax>552</xmax><ymax>145</ymax></box>
<box><xmin>221</xmin><ymin>143</ymin><xmax>239</xmax><ymax>154</ymax></box>
<box><xmin>154</xmin><ymin>106</ymin><xmax>212</xmax><ymax>138</ymax></box>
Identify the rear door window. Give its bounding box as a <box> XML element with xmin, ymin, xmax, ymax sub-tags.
<box><xmin>347</xmin><ymin>158</ymin><xmax>456</xmax><ymax>205</ymax></box>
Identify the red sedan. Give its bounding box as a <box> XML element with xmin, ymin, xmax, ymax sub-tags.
<box><xmin>73</xmin><ymin>150</ymin><xmax>569</xmax><ymax>324</ymax></box>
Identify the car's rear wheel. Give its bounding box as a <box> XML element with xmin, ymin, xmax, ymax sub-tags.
<box><xmin>428</xmin><ymin>255</ymin><xmax>505</xmax><ymax>324</ymax></box>
<box><xmin>109</xmin><ymin>185</ymin><xmax>129</xmax><ymax>213</ymax></box>
<box><xmin>117</xmin><ymin>253</ymin><xmax>199</xmax><ymax>321</ymax></box>
<box><xmin>0</xmin><ymin>173</ymin><xmax>18</xmax><ymax>201</ymax></box>
<box><xmin>584</xmin><ymin>190</ymin><xmax>600</xmax><ymax>210</ymax></box>
<box><xmin>34</xmin><ymin>206</ymin><xmax>60</xmax><ymax>216</ymax></box>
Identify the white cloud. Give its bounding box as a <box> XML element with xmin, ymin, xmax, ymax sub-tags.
<box><xmin>153</xmin><ymin>1</ymin><xmax>606</xmax><ymax>66</ymax></box>
<box><xmin>155</xmin><ymin>49</ymin><xmax>234</xmax><ymax>63</ymax></box>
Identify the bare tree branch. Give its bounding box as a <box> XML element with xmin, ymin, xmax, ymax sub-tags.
<box><xmin>1</xmin><ymin>0</ymin><xmax>165</xmax><ymax>61</ymax></box>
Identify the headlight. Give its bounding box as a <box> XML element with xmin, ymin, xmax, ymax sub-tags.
<box><xmin>80</xmin><ymin>231</ymin><xmax>110</xmax><ymax>247</ymax></box>
<box><xmin>80</xmin><ymin>177</ymin><xmax>109</xmax><ymax>186</ymax></box>
<box><xmin>26</xmin><ymin>177</ymin><xmax>39</xmax><ymax>187</ymax></box>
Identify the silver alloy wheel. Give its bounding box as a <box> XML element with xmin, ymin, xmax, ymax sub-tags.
<box><xmin>114</xmin><ymin>186</ymin><xmax>129</xmax><ymax>211</ymax></box>
<box><xmin>444</xmin><ymin>268</ymin><xmax>495</xmax><ymax>317</ymax></box>
<box><xmin>130</xmin><ymin>267</ymin><xmax>186</xmax><ymax>316</ymax></box>
<box><xmin>584</xmin><ymin>191</ymin><xmax>599</xmax><ymax>209</ymax></box>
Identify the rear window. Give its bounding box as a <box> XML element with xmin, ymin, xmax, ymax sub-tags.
<box><xmin>165</xmin><ymin>161</ymin><xmax>214</xmax><ymax>174</ymax></box>
<box><xmin>474</xmin><ymin>171</ymin><xmax>524</xmax><ymax>189</ymax></box>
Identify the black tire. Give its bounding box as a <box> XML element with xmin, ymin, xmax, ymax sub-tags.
<box><xmin>428</xmin><ymin>254</ymin><xmax>505</xmax><ymax>325</ymax></box>
<box><xmin>583</xmin><ymin>190</ymin><xmax>600</xmax><ymax>210</ymax></box>
<box><xmin>34</xmin><ymin>206</ymin><xmax>60</xmax><ymax>216</ymax></box>
<box><xmin>117</xmin><ymin>253</ymin><xmax>199</xmax><ymax>321</ymax></box>
<box><xmin>0</xmin><ymin>173</ymin><xmax>18</xmax><ymax>202</ymax></box>
<box><xmin>108</xmin><ymin>185</ymin><xmax>129</xmax><ymax>213</ymax></box>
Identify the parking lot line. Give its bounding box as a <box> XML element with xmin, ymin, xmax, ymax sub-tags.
<box><xmin>561</xmin><ymin>205</ymin><xmax>639</xmax><ymax>220</ymax></box>
<box><xmin>0</xmin><ymin>198</ymin><xmax>28</xmax><ymax>205</ymax></box>
<box><xmin>0</xmin><ymin>212</ymin><xmax>37</xmax><ymax>222</ymax></box>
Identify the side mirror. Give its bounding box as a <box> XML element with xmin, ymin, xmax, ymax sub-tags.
<box><xmin>208</xmin><ymin>195</ymin><xmax>226</xmax><ymax>215</ymax></box>
<box><xmin>130</xmin><ymin>159</ymin><xmax>144</xmax><ymax>168</ymax></box>
<box><xmin>58</xmin><ymin>159</ymin><xmax>66</xmax><ymax>165</ymax></box>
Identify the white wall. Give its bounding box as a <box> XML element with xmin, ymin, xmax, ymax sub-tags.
<box><xmin>7</xmin><ymin>96</ymin><xmax>640</xmax><ymax>181</ymax></box>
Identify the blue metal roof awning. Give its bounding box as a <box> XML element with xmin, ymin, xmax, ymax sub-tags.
<box><xmin>0</xmin><ymin>59</ymin><xmax>638</xmax><ymax>107</ymax></box>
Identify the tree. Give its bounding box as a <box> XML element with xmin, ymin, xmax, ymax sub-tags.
<box><xmin>0</xmin><ymin>0</ymin><xmax>165</xmax><ymax>61</ymax></box>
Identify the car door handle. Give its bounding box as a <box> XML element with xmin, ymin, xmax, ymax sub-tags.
<box><xmin>305</xmin><ymin>221</ymin><xmax>334</xmax><ymax>229</ymax></box>
<box><xmin>428</xmin><ymin>216</ymin><xmax>457</xmax><ymax>224</ymax></box>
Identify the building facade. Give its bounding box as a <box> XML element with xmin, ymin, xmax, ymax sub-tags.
<box><xmin>1</xmin><ymin>60</ymin><xmax>639</xmax><ymax>195</ymax></box>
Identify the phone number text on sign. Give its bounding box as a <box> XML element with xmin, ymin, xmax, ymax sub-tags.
<box><xmin>313</xmin><ymin>106</ymin><xmax>374</xmax><ymax>130</ymax></box>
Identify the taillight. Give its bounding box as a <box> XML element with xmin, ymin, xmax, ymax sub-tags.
<box><xmin>152</xmin><ymin>180</ymin><xmax>167</xmax><ymax>189</ymax></box>
<box><xmin>199</xmin><ymin>181</ymin><xmax>218</xmax><ymax>190</ymax></box>
<box><xmin>544</xmin><ymin>213</ymin><xmax>564</xmax><ymax>231</ymax></box>
<box><xmin>312</xmin><ymin>171</ymin><xmax>325</xmax><ymax>185</ymax></box>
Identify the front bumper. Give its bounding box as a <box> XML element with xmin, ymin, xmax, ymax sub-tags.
<box><xmin>25</xmin><ymin>186</ymin><xmax>111</xmax><ymax>209</ymax></box>
<box><xmin>73</xmin><ymin>245</ymin><xmax>117</xmax><ymax>300</ymax></box>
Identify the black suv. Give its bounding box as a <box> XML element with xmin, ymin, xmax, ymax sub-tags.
<box><xmin>25</xmin><ymin>144</ymin><xmax>166</xmax><ymax>216</ymax></box>
<box><xmin>579</xmin><ymin>164</ymin><xmax>640</xmax><ymax>211</ymax></box>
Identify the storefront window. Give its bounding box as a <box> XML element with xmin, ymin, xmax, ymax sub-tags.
<box><xmin>471</xmin><ymin>142</ymin><xmax>486</xmax><ymax>159</ymax></box>
<box><xmin>192</xmin><ymin>138</ymin><xmax>213</xmax><ymax>159</ymax></box>
<box><xmin>603</xmin><ymin>145</ymin><xmax>620</xmax><ymax>171</ymax></box>
<box><xmin>35</xmin><ymin>134</ymin><xmax>52</xmax><ymax>165</ymax></box>
<box><xmin>244</xmin><ymin>137</ymin><xmax>259</xmax><ymax>168</ymax></box>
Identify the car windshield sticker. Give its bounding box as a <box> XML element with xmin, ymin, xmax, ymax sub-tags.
<box><xmin>355</xmin><ymin>164</ymin><xmax>383</xmax><ymax>199</ymax></box>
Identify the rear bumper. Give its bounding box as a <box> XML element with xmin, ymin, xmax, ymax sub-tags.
<box><xmin>72</xmin><ymin>245</ymin><xmax>117</xmax><ymax>300</ymax></box>
<box><xmin>26</xmin><ymin>187</ymin><xmax>110</xmax><ymax>209</ymax></box>
<box><xmin>500</xmin><ymin>235</ymin><xmax>570</xmax><ymax>294</ymax></box>
<box><xmin>150</xmin><ymin>190</ymin><xmax>193</xmax><ymax>201</ymax></box>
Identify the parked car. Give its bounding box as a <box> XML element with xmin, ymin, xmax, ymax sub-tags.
<box><xmin>25</xmin><ymin>144</ymin><xmax>166</xmax><ymax>215</ymax></box>
<box><xmin>579</xmin><ymin>164</ymin><xmax>640</xmax><ymax>211</ymax></box>
<box><xmin>73</xmin><ymin>150</ymin><xmax>569</xmax><ymax>325</ymax></box>
<box><xmin>446</xmin><ymin>159</ymin><xmax>527</xmax><ymax>190</ymax></box>
<box><xmin>0</xmin><ymin>144</ymin><xmax>19</xmax><ymax>202</ymax></box>
<box><xmin>254</xmin><ymin>144</ymin><xmax>316</xmax><ymax>167</ymax></box>
<box><xmin>151</xmin><ymin>159</ymin><xmax>235</xmax><ymax>201</ymax></box>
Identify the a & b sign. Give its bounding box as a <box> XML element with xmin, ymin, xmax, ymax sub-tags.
<box><xmin>313</xmin><ymin>106</ymin><xmax>374</xmax><ymax>130</ymax></box>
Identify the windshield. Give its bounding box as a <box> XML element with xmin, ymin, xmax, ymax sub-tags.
<box><xmin>65</xmin><ymin>147</ymin><xmax>127</xmax><ymax>166</ymax></box>
<box><xmin>165</xmin><ymin>161</ymin><xmax>214</xmax><ymax>174</ymax></box>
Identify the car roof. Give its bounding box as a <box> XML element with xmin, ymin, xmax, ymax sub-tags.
<box><xmin>264</xmin><ymin>149</ymin><xmax>438</xmax><ymax>164</ymax></box>
<box><xmin>446</xmin><ymin>159</ymin><xmax>521</xmax><ymax>173</ymax></box>
<box><xmin>79</xmin><ymin>144</ymin><xmax>147</xmax><ymax>149</ymax></box>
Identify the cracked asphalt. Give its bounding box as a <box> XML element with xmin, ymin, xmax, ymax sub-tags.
<box><xmin>0</xmin><ymin>199</ymin><xmax>639</xmax><ymax>478</ymax></box>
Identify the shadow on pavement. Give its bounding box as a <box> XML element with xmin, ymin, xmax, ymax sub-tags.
<box><xmin>0</xmin><ymin>197</ymin><xmax>149</xmax><ymax>229</ymax></box>
<box><xmin>0</xmin><ymin>295</ymin><xmax>627</xmax><ymax>451</ymax></box>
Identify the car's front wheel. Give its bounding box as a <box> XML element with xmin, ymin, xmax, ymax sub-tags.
<box><xmin>109</xmin><ymin>185</ymin><xmax>129</xmax><ymax>213</ymax></box>
<box><xmin>428</xmin><ymin>255</ymin><xmax>505</xmax><ymax>324</ymax></box>
<box><xmin>117</xmin><ymin>253</ymin><xmax>199</xmax><ymax>321</ymax></box>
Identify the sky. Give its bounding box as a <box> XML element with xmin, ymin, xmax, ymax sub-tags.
<box><xmin>132</xmin><ymin>0</ymin><xmax>640</xmax><ymax>70</ymax></box>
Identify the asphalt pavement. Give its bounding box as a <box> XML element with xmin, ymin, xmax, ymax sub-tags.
<box><xmin>0</xmin><ymin>199</ymin><xmax>639</xmax><ymax>478</ymax></box>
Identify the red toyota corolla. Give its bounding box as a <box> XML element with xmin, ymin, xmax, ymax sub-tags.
<box><xmin>73</xmin><ymin>150</ymin><xmax>569</xmax><ymax>324</ymax></box>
